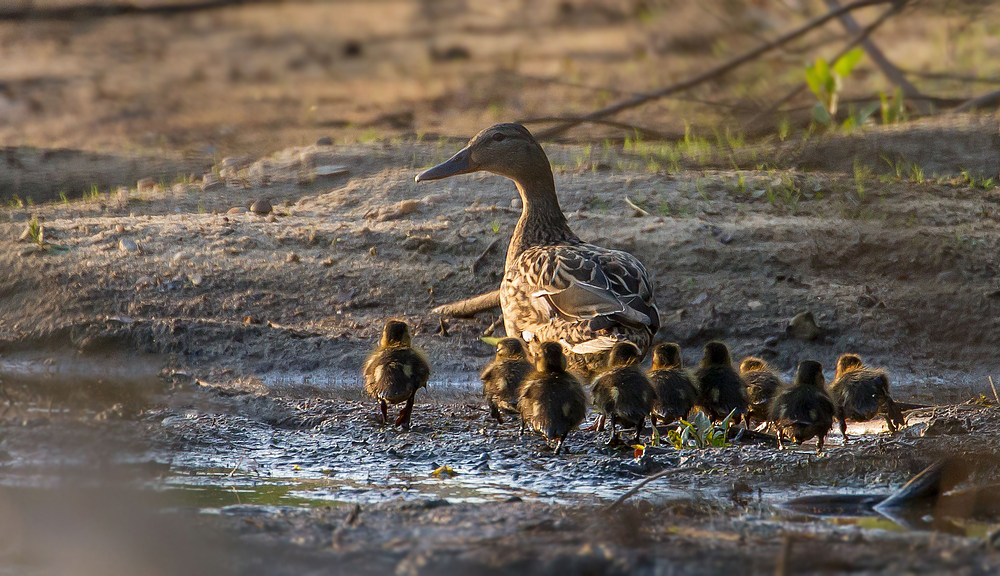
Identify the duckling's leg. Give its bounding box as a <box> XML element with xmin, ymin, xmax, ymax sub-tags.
<box><xmin>633</xmin><ymin>416</ymin><xmax>644</xmax><ymax>444</ymax></box>
<box><xmin>776</xmin><ymin>429</ymin><xmax>786</xmax><ymax>450</ymax></box>
<box><xmin>883</xmin><ymin>412</ymin><xmax>897</xmax><ymax>434</ymax></box>
<box><xmin>839</xmin><ymin>416</ymin><xmax>849</xmax><ymax>444</ymax></box>
<box><xmin>379</xmin><ymin>399</ymin><xmax>388</xmax><ymax>426</ymax></box>
<box><xmin>554</xmin><ymin>434</ymin><xmax>567</xmax><ymax>455</ymax></box>
<box><xmin>605</xmin><ymin>414</ymin><xmax>618</xmax><ymax>446</ymax></box>
<box><xmin>816</xmin><ymin>434</ymin><xmax>825</xmax><ymax>454</ymax></box>
<box><xmin>395</xmin><ymin>392</ymin><xmax>416</xmax><ymax>430</ymax></box>
<box><xmin>519</xmin><ymin>415</ymin><xmax>525</xmax><ymax>437</ymax></box>
<box><xmin>489</xmin><ymin>402</ymin><xmax>504</xmax><ymax>425</ymax></box>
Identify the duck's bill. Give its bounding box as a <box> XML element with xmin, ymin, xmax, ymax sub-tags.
<box><xmin>414</xmin><ymin>147</ymin><xmax>475</xmax><ymax>182</ymax></box>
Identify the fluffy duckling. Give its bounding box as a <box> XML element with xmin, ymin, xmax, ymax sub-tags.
<box><xmin>693</xmin><ymin>341</ymin><xmax>748</xmax><ymax>424</ymax></box>
<box><xmin>739</xmin><ymin>356</ymin><xmax>783</xmax><ymax>429</ymax></box>
<box><xmin>480</xmin><ymin>337</ymin><xmax>533</xmax><ymax>424</ymax></box>
<box><xmin>362</xmin><ymin>320</ymin><xmax>430</xmax><ymax>430</ymax></box>
<box><xmin>518</xmin><ymin>341</ymin><xmax>587</xmax><ymax>454</ymax></box>
<box><xmin>591</xmin><ymin>342</ymin><xmax>655</xmax><ymax>445</ymax></box>
<box><xmin>829</xmin><ymin>353</ymin><xmax>905</xmax><ymax>442</ymax></box>
<box><xmin>770</xmin><ymin>360</ymin><xmax>835</xmax><ymax>453</ymax></box>
<box><xmin>647</xmin><ymin>343</ymin><xmax>697</xmax><ymax>425</ymax></box>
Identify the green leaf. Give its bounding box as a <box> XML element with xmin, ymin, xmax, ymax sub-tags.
<box><xmin>812</xmin><ymin>102</ymin><xmax>831</xmax><ymax>125</ymax></box>
<box><xmin>480</xmin><ymin>336</ymin><xmax>502</xmax><ymax>347</ymax></box>
<box><xmin>804</xmin><ymin>58</ymin><xmax>830</xmax><ymax>99</ymax></box>
<box><xmin>832</xmin><ymin>47</ymin><xmax>864</xmax><ymax>78</ymax></box>
<box><xmin>856</xmin><ymin>101</ymin><xmax>880</xmax><ymax>125</ymax></box>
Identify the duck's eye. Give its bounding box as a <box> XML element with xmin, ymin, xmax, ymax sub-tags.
<box><xmin>492</xmin><ymin>132</ymin><xmax>506</xmax><ymax>142</ymax></box>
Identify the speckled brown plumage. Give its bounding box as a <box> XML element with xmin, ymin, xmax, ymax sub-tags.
<box><xmin>829</xmin><ymin>353</ymin><xmax>905</xmax><ymax>442</ymax></box>
<box><xmin>739</xmin><ymin>356</ymin><xmax>783</xmax><ymax>427</ymax></box>
<box><xmin>362</xmin><ymin>320</ymin><xmax>430</xmax><ymax>430</ymax></box>
<box><xmin>480</xmin><ymin>338</ymin><xmax>533</xmax><ymax>424</ymax></box>
<box><xmin>693</xmin><ymin>341</ymin><xmax>748</xmax><ymax>424</ymax></box>
<box><xmin>517</xmin><ymin>341</ymin><xmax>587</xmax><ymax>454</ymax></box>
<box><xmin>648</xmin><ymin>342</ymin><xmax>697</xmax><ymax>424</ymax></box>
<box><xmin>416</xmin><ymin>123</ymin><xmax>659</xmax><ymax>378</ymax></box>
<box><xmin>591</xmin><ymin>342</ymin><xmax>655</xmax><ymax>444</ymax></box>
<box><xmin>770</xmin><ymin>360</ymin><xmax>835</xmax><ymax>453</ymax></box>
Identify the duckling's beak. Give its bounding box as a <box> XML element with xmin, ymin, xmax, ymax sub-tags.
<box><xmin>415</xmin><ymin>146</ymin><xmax>476</xmax><ymax>182</ymax></box>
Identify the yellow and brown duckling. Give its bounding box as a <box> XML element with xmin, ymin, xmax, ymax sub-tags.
<box><xmin>517</xmin><ymin>341</ymin><xmax>588</xmax><ymax>454</ymax></box>
<box><xmin>362</xmin><ymin>320</ymin><xmax>430</xmax><ymax>431</ymax></box>
<box><xmin>829</xmin><ymin>353</ymin><xmax>905</xmax><ymax>442</ymax></box>
<box><xmin>648</xmin><ymin>342</ymin><xmax>697</xmax><ymax>425</ymax></box>
<box><xmin>770</xmin><ymin>360</ymin><xmax>835</xmax><ymax>453</ymax></box>
<box><xmin>591</xmin><ymin>341</ymin><xmax>655</xmax><ymax>445</ymax></box>
<box><xmin>480</xmin><ymin>337</ymin><xmax>533</xmax><ymax>424</ymax></box>
<box><xmin>693</xmin><ymin>341</ymin><xmax>749</xmax><ymax>425</ymax></box>
<box><xmin>415</xmin><ymin>123</ymin><xmax>659</xmax><ymax>377</ymax></box>
<box><xmin>739</xmin><ymin>356</ymin><xmax>784</xmax><ymax>429</ymax></box>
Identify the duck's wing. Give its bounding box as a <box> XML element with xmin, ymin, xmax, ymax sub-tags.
<box><xmin>517</xmin><ymin>243</ymin><xmax>660</xmax><ymax>336</ymax></box>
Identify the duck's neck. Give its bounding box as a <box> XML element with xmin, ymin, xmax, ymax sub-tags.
<box><xmin>506</xmin><ymin>173</ymin><xmax>578</xmax><ymax>265</ymax></box>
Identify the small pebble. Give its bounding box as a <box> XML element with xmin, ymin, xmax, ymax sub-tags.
<box><xmin>787</xmin><ymin>311</ymin><xmax>820</xmax><ymax>341</ymax></box>
<box><xmin>118</xmin><ymin>238</ymin><xmax>139</xmax><ymax>253</ymax></box>
<box><xmin>172</xmin><ymin>251</ymin><xmax>191</xmax><ymax>263</ymax></box>
<box><xmin>266</xmin><ymin>214</ymin><xmax>277</xmax><ymax>223</ymax></box>
<box><xmin>115</xmin><ymin>224</ymin><xmax>125</xmax><ymax>233</ymax></box>
<box><xmin>201</xmin><ymin>174</ymin><xmax>224</xmax><ymax>191</ymax></box>
<box><xmin>286</xmin><ymin>252</ymin><xmax>300</xmax><ymax>263</ymax></box>
<box><xmin>250</xmin><ymin>198</ymin><xmax>272</xmax><ymax>215</ymax></box>
<box><xmin>510</xmin><ymin>197</ymin><xmax>522</xmax><ymax>210</ymax></box>
<box><xmin>189</xmin><ymin>274</ymin><xmax>203</xmax><ymax>286</ymax></box>
<box><xmin>316</xmin><ymin>136</ymin><xmax>334</xmax><ymax>146</ymax></box>
<box><xmin>137</xmin><ymin>177</ymin><xmax>156</xmax><ymax>192</ymax></box>
<box><xmin>227</xmin><ymin>207</ymin><xmax>247</xmax><ymax>215</ymax></box>
<box><xmin>321</xmin><ymin>258</ymin><xmax>334</xmax><ymax>267</ymax></box>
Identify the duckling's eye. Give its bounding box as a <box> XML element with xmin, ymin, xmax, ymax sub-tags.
<box><xmin>492</xmin><ymin>132</ymin><xmax>506</xmax><ymax>142</ymax></box>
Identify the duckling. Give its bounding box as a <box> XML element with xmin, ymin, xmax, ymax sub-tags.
<box><xmin>480</xmin><ymin>337</ymin><xmax>533</xmax><ymax>424</ymax></box>
<box><xmin>591</xmin><ymin>341</ymin><xmax>655</xmax><ymax>445</ymax></box>
<box><xmin>829</xmin><ymin>353</ymin><xmax>905</xmax><ymax>443</ymax></box>
<box><xmin>739</xmin><ymin>356</ymin><xmax>783</xmax><ymax>429</ymax></box>
<box><xmin>647</xmin><ymin>342</ymin><xmax>697</xmax><ymax>425</ymax></box>
<box><xmin>517</xmin><ymin>341</ymin><xmax>588</xmax><ymax>454</ymax></box>
<box><xmin>415</xmin><ymin>123</ymin><xmax>659</xmax><ymax>377</ymax></box>
<box><xmin>362</xmin><ymin>320</ymin><xmax>430</xmax><ymax>430</ymax></box>
<box><xmin>693</xmin><ymin>341</ymin><xmax>748</xmax><ymax>424</ymax></box>
<box><xmin>770</xmin><ymin>360</ymin><xmax>835</xmax><ymax>453</ymax></box>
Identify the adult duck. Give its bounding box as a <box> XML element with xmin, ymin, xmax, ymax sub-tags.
<box><xmin>416</xmin><ymin>123</ymin><xmax>659</xmax><ymax>372</ymax></box>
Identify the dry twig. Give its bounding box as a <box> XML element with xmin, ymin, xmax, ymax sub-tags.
<box><xmin>432</xmin><ymin>290</ymin><xmax>501</xmax><ymax>318</ymax></box>
<box><xmin>604</xmin><ymin>466</ymin><xmax>698</xmax><ymax>512</ymax></box>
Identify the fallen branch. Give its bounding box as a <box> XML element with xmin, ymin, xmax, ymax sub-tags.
<box><xmin>951</xmin><ymin>88</ymin><xmax>1000</xmax><ymax>114</ymax></box>
<box><xmin>535</xmin><ymin>0</ymin><xmax>900</xmax><ymax>141</ymax></box>
<box><xmin>431</xmin><ymin>290</ymin><xmax>501</xmax><ymax>318</ymax></box>
<box><xmin>604</xmin><ymin>466</ymin><xmax>698</xmax><ymax>512</ymax></box>
<box><xmin>824</xmin><ymin>0</ymin><xmax>930</xmax><ymax>115</ymax></box>
<box><xmin>742</xmin><ymin>1</ymin><xmax>906</xmax><ymax>134</ymax></box>
<box><xmin>901</xmin><ymin>69</ymin><xmax>1000</xmax><ymax>84</ymax></box>
<box><xmin>0</xmin><ymin>0</ymin><xmax>295</xmax><ymax>20</ymax></box>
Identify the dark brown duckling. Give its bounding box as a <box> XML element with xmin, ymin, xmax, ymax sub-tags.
<box><xmin>648</xmin><ymin>342</ymin><xmax>697</xmax><ymax>425</ymax></box>
<box><xmin>693</xmin><ymin>341</ymin><xmax>748</xmax><ymax>425</ymax></box>
<box><xmin>518</xmin><ymin>341</ymin><xmax>587</xmax><ymax>454</ymax></box>
<box><xmin>591</xmin><ymin>341</ymin><xmax>655</xmax><ymax>445</ymax></box>
<box><xmin>829</xmin><ymin>353</ymin><xmax>905</xmax><ymax>442</ymax></box>
<box><xmin>362</xmin><ymin>320</ymin><xmax>430</xmax><ymax>430</ymax></box>
<box><xmin>480</xmin><ymin>337</ymin><xmax>533</xmax><ymax>424</ymax></box>
<box><xmin>770</xmin><ymin>360</ymin><xmax>835</xmax><ymax>453</ymax></box>
<box><xmin>739</xmin><ymin>356</ymin><xmax>783</xmax><ymax>429</ymax></box>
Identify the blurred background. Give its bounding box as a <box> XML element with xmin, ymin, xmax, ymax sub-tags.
<box><xmin>1</xmin><ymin>0</ymin><xmax>999</xmax><ymax>160</ymax></box>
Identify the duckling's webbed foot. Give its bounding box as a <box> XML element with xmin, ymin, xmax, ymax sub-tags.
<box><xmin>489</xmin><ymin>403</ymin><xmax>504</xmax><ymax>425</ymax></box>
<box><xmin>379</xmin><ymin>399</ymin><xmax>389</xmax><ymax>426</ymax></box>
<box><xmin>395</xmin><ymin>393</ymin><xmax>416</xmax><ymax>430</ymax></box>
<box><xmin>554</xmin><ymin>435</ymin><xmax>567</xmax><ymax>455</ymax></box>
<box><xmin>816</xmin><ymin>435</ymin><xmax>825</xmax><ymax>454</ymax></box>
<box><xmin>839</xmin><ymin>417</ymin><xmax>849</xmax><ymax>443</ymax></box>
<box><xmin>633</xmin><ymin>417</ymin><xmax>644</xmax><ymax>444</ymax></box>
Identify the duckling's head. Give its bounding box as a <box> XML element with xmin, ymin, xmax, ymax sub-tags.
<box><xmin>794</xmin><ymin>360</ymin><xmax>825</xmax><ymax>388</ymax></box>
<box><xmin>651</xmin><ymin>342</ymin><xmax>682</xmax><ymax>369</ymax></box>
<box><xmin>835</xmin><ymin>353</ymin><xmax>864</xmax><ymax>379</ymax></box>
<box><xmin>701</xmin><ymin>341</ymin><xmax>732</xmax><ymax>367</ymax></box>
<box><xmin>496</xmin><ymin>337</ymin><xmax>527</xmax><ymax>360</ymax></box>
<box><xmin>380</xmin><ymin>320</ymin><xmax>412</xmax><ymax>348</ymax></box>
<box><xmin>739</xmin><ymin>357</ymin><xmax>769</xmax><ymax>373</ymax></box>
<box><xmin>415</xmin><ymin>123</ymin><xmax>552</xmax><ymax>187</ymax></box>
<box><xmin>608</xmin><ymin>341</ymin><xmax>641</xmax><ymax>367</ymax></box>
<box><xmin>536</xmin><ymin>341</ymin><xmax>567</xmax><ymax>372</ymax></box>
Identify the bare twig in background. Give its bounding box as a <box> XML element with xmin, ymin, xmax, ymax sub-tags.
<box><xmin>989</xmin><ymin>376</ymin><xmax>999</xmax><ymax>404</ymax></box>
<box><xmin>901</xmin><ymin>70</ymin><xmax>1000</xmax><ymax>84</ymax></box>
<box><xmin>519</xmin><ymin>116</ymin><xmax>679</xmax><ymax>141</ymax></box>
<box><xmin>951</xmin><ymin>88</ymin><xmax>1000</xmax><ymax>114</ymax></box>
<box><xmin>743</xmin><ymin>1</ymin><xmax>906</xmax><ymax>134</ymax></box>
<box><xmin>432</xmin><ymin>290</ymin><xmax>501</xmax><ymax>318</ymax></box>
<box><xmin>824</xmin><ymin>0</ymin><xmax>931</xmax><ymax>115</ymax></box>
<box><xmin>534</xmin><ymin>0</ymin><xmax>900</xmax><ymax>141</ymax></box>
<box><xmin>0</xmin><ymin>0</ymin><xmax>298</xmax><ymax>20</ymax></box>
<box><xmin>471</xmin><ymin>236</ymin><xmax>503</xmax><ymax>275</ymax></box>
<box><xmin>604</xmin><ymin>466</ymin><xmax>698</xmax><ymax>512</ymax></box>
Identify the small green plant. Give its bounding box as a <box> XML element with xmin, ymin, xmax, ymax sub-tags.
<box><xmin>27</xmin><ymin>216</ymin><xmax>43</xmax><ymax>246</ymax></box>
<box><xmin>88</xmin><ymin>184</ymin><xmax>101</xmax><ymax>200</ymax></box>
<box><xmin>909</xmin><ymin>163</ymin><xmax>925</xmax><ymax>183</ymax></box>
<box><xmin>880</xmin><ymin>88</ymin><xmax>907</xmax><ymax>125</ymax></box>
<box><xmin>491</xmin><ymin>218</ymin><xmax>501</xmax><ymax>234</ymax></box>
<box><xmin>777</xmin><ymin>116</ymin><xmax>791</xmax><ymax>141</ymax></box>
<box><xmin>59</xmin><ymin>191</ymin><xmax>69</xmax><ymax>204</ymax></box>
<box><xmin>805</xmin><ymin>47</ymin><xmax>864</xmax><ymax>126</ymax></box>
<box><xmin>667</xmin><ymin>409</ymin><xmax>735</xmax><ymax>449</ymax></box>
<box><xmin>853</xmin><ymin>158</ymin><xmax>870</xmax><ymax>201</ymax></box>
<box><xmin>9</xmin><ymin>194</ymin><xmax>24</xmax><ymax>208</ymax></box>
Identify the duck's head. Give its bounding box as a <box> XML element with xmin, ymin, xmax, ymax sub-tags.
<box><xmin>739</xmin><ymin>357</ymin><xmax>769</xmax><ymax>373</ymax></box>
<box><xmin>651</xmin><ymin>342</ymin><xmax>682</xmax><ymax>369</ymax></box>
<box><xmin>415</xmin><ymin>123</ymin><xmax>551</xmax><ymax>186</ymax></box>
<box><xmin>701</xmin><ymin>341</ymin><xmax>732</xmax><ymax>367</ymax></box>
<box><xmin>608</xmin><ymin>341</ymin><xmax>641</xmax><ymax>367</ymax></box>
<box><xmin>380</xmin><ymin>320</ymin><xmax>412</xmax><ymax>348</ymax></box>
<box><xmin>794</xmin><ymin>360</ymin><xmax>825</xmax><ymax>388</ymax></box>
<box><xmin>835</xmin><ymin>353</ymin><xmax>864</xmax><ymax>379</ymax></box>
<box><xmin>495</xmin><ymin>337</ymin><xmax>527</xmax><ymax>360</ymax></box>
<box><xmin>536</xmin><ymin>341</ymin><xmax>567</xmax><ymax>372</ymax></box>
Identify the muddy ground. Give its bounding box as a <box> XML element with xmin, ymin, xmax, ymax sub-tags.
<box><xmin>4</xmin><ymin>0</ymin><xmax>1000</xmax><ymax>574</ymax></box>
